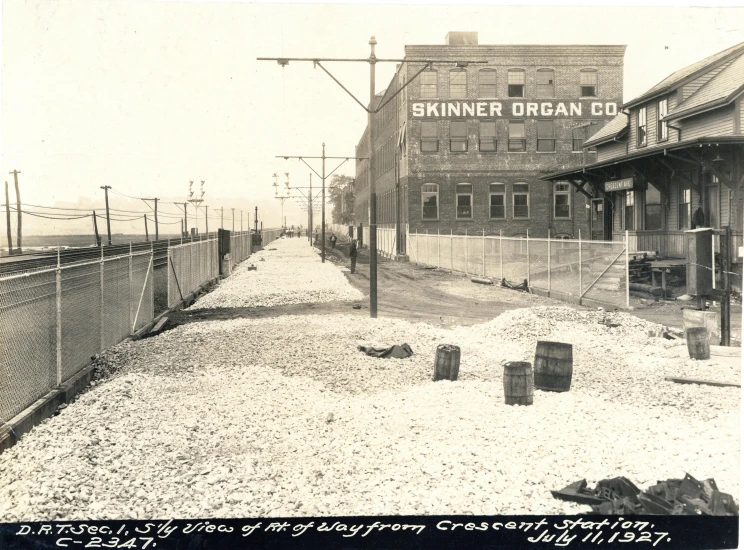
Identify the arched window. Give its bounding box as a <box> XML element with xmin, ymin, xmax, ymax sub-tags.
<box><xmin>449</xmin><ymin>68</ymin><xmax>467</xmax><ymax>98</ymax></box>
<box><xmin>456</xmin><ymin>183</ymin><xmax>473</xmax><ymax>219</ymax></box>
<box><xmin>580</xmin><ymin>69</ymin><xmax>597</xmax><ymax>97</ymax></box>
<box><xmin>421</xmin><ymin>184</ymin><xmax>439</xmax><ymax>220</ymax></box>
<box><xmin>419</xmin><ymin>70</ymin><xmax>437</xmax><ymax>98</ymax></box>
<box><xmin>536</xmin><ymin>68</ymin><xmax>554</xmax><ymax>97</ymax></box>
<box><xmin>489</xmin><ymin>183</ymin><xmax>506</xmax><ymax>219</ymax></box>
<box><xmin>508</xmin><ymin>69</ymin><xmax>525</xmax><ymax>97</ymax></box>
<box><xmin>479</xmin><ymin>69</ymin><xmax>497</xmax><ymax>97</ymax></box>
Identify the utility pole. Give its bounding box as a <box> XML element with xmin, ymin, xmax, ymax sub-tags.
<box><xmin>183</xmin><ymin>202</ymin><xmax>188</xmax><ymax>237</ymax></box>
<box><xmin>254</xmin><ymin>206</ymin><xmax>258</xmax><ymax>232</ymax></box>
<box><xmin>142</xmin><ymin>198</ymin><xmax>159</xmax><ymax>240</ymax></box>
<box><xmin>259</xmin><ymin>39</ymin><xmax>486</xmax><ymax>317</ymax></box>
<box><xmin>5</xmin><ymin>181</ymin><xmax>12</xmax><ymax>255</ymax></box>
<box><xmin>188</xmin><ymin>180</ymin><xmax>205</xmax><ymax>236</ymax></box>
<box><xmin>276</xmin><ymin>145</ymin><xmax>357</xmax><ymax>263</ymax></box>
<box><xmin>221</xmin><ymin>207</ymin><xmax>224</xmax><ymax>230</ymax></box>
<box><xmin>232</xmin><ymin>208</ymin><xmax>235</xmax><ymax>232</ymax></box>
<box><xmin>309</xmin><ymin>174</ymin><xmax>312</xmax><ymax>243</ymax></box>
<box><xmin>10</xmin><ymin>170</ymin><xmax>21</xmax><ymax>253</ymax></box>
<box><xmin>144</xmin><ymin>214</ymin><xmax>149</xmax><ymax>241</ymax></box>
<box><xmin>93</xmin><ymin>210</ymin><xmax>100</xmax><ymax>246</ymax></box>
<box><xmin>204</xmin><ymin>205</ymin><xmax>209</xmax><ymax>236</ymax></box>
<box><xmin>100</xmin><ymin>185</ymin><xmax>112</xmax><ymax>246</ymax></box>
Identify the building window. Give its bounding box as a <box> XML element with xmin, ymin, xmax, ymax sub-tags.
<box><xmin>508</xmin><ymin>69</ymin><xmax>525</xmax><ymax>97</ymax></box>
<box><xmin>537</xmin><ymin>120</ymin><xmax>555</xmax><ymax>152</ymax></box>
<box><xmin>572</xmin><ymin>123</ymin><xmax>586</xmax><ymax>151</ymax></box>
<box><xmin>580</xmin><ymin>69</ymin><xmax>597</xmax><ymax>97</ymax></box>
<box><xmin>450</xmin><ymin>120</ymin><xmax>468</xmax><ymax>152</ymax></box>
<box><xmin>421</xmin><ymin>184</ymin><xmax>439</xmax><ymax>220</ymax></box>
<box><xmin>645</xmin><ymin>182</ymin><xmax>662</xmax><ymax>230</ymax></box>
<box><xmin>637</xmin><ymin>107</ymin><xmax>647</xmax><ymax>147</ymax></box>
<box><xmin>508</xmin><ymin>120</ymin><xmax>526</xmax><ymax>152</ymax></box>
<box><xmin>624</xmin><ymin>191</ymin><xmax>635</xmax><ymax>231</ymax></box>
<box><xmin>420</xmin><ymin>121</ymin><xmax>439</xmax><ymax>152</ymax></box>
<box><xmin>489</xmin><ymin>184</ymin><xmax>505</xmax><ymax>218</ymax></box>
<box><xmin>420</xmin><ymin>70</ymin><xmax>437</xmax><ymax>98</ymax></box>
<box><xmin>679</xmin><ymin>187</ymin><xmax>691</xmax><ymax>229</ymax></box>
<box><xmin>553</xmin><ymin>182</ymin><xmax>571</xmax><ymax>219</ymax></box>
<box><xmin>513</xmin><ymin>183</ymin><xmax>529</xmax><ymax>218</ymax></box>
<box><xmin>449</xmin><ymin>69</ymin><xmax>467</xmax><ymax>99</ymax></box>
<box><xmin>536</xmin><ymin>69</ymin><xmax>554</xmax><ymax>97</ymax></box>
<box><xmin>479</xmin><ymin>120</ymin><xmax>497</xmax><ymax>152</ymax></box>
<box><xmin>658</xmin><ymin>98</ymin><xmax>669</xmax><ymax>142</ymax></box>
<box><xmin>479</xmin><ymin>69</ymin><xmax>497</xmax><ymax>97</ymax></box>
<box><xmin>456</xmin><ymin>183</ymin><xmax>473</xmax><ymax>219</ymax></box>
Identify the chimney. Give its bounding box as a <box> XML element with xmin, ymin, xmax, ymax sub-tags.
<box><xmin>445</xmin><ymin>32</ymin><xmax>478</xmax><ymax>45</ymax></box>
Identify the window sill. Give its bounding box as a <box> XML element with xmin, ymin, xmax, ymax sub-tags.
<box><xmin>579</xmin><ymin>96</ymin><xmax>598</xmax><ymax>100</ymax></box>
<box><xmin>513</xmin><ymin>217</ymin><xmax>531</xmax><ymax>220</ymax></box>
<box><xmin>449</xmin><ymin>151</ymin><xmax>470</xmax><ymax>154</ymax></box>
<box><xmin>553</xmin><ymin>217</ymin><xmax>572</xmax><ymax>221</ymax></box>
<box><xmin>536</xmin><ymin>151</ymin><xmax>557</xmax><ymax>154</ymax></box>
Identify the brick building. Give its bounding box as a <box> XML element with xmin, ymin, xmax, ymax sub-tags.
<box><xmin>354</xmin><ymin>33</ymin><xmax>626</xmax><ymax>253</ymax></box>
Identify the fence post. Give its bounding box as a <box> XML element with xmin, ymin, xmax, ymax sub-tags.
<box><xmin>450</xmin><ymin>229</ymin><xmax>453</xmax><ymax>272</ymax></box>
<box><xmin>128</xmin><ymin>241</ymin><xmax>133</xmax><ymax>331</ymax></box>
<box><xmin>712</xmin><ymin>232</ymin><xmax>716</xmax><ymax>290</ymax></box>
<box><xmin>500</xmin><ymin>229</ymin><xmax>503</xmax><ymax>281</ymax></box>
<box><xmin>578</xmin><ymin>229</ymin><xmax>583</xmax><ymax>304</ymax></box>
<box><xmin>151</xmin><ymin>241</ymin><xmax>155</xmax><ymax>318</ymax></box>
<box><xmin>437</xmin><ymin>228</ymin><xmax>440</xmax><ymax>269</ymax></box>
<box><xmin>100</xmin><ymin>243</ymin><xmax>105</xmax><ymax>350</ymax></box>
<box><xmin>548</xmin><ymin>229</ymin><xmax>551</xmax><ymax>297</ymax></box>
<box><xmin>526</xmin><ymin>229</ymin><xmax>530</xmax><ymax>286</ymax></box>
<box><xmin>625</xmin><ymin>230</ymin><xmax>630</xmax><ymax>308</ymax></box>
<box><xmin>465</xmin><ymin>229</ymin><xmax>468</xmax><ymax>275</ymax></box>
<box><xmin>425</xmin><ymin>229</ymin><xmax>428</xmax><ymax>265</ymax></box>
<box><xmin>482</xmin><ymin>229</ymin><xmax>486</xmax><ymax>277</ymax></box>
<box><xmin>56</xmin><ymin>246</ymin><xmax>62</xmax><ymax>386</ymax></box>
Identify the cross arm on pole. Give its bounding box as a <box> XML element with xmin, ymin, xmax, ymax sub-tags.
<box><xmin>374</xmin><ymin>62</ymin><xmax>431</xmax><ymax>113</ymax></box>
<box><xmin>299</xmin><ymin>158</ymin><xmax>323</xmax><ymax>180</ymax></box>
<box><xmin>315</xmin><ymin>61</ymin><xmax>370</xmax><ymax>113</ymax></box>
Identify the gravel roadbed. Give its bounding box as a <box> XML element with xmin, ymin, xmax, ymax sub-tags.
<box><xmin>191</xmin><ymin>238</ymin><xmax>364</xmax><ymax>309</ymax></box>
<box><xmin>0</xmin><ymin>307</ymin><xmax>738</xmax><ymax>521</ymax></box>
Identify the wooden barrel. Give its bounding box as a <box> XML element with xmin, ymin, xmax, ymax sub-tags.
<box><xmin>686</xmin><ymin>327</ymin><xmax>710</xmax><ymax>360</ymax></box>
<box><xmin>503</xmin><ymin>362</ymin><xmax>533</xmax><ymax>406</ymax></box>
<box><xmin>534</xmin><ymin>341</ymin><xmax>573</xmax><ymax>392</ymax></box>
<box><xmin>433</xmin><ymin>344</ymin><xmax>460</xmax><ymax>381</ymax></box>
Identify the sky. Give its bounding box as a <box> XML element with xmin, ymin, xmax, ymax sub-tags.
<box><xmin>1</xmin><ymin>1</ymin><xmax>744</xmax><ymax>236</ymax></box>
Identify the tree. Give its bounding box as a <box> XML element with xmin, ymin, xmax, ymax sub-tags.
<box><xmin>329</xmin><ymin>174</ymin><xmax>355</xmax><ymax>225</ymax></box>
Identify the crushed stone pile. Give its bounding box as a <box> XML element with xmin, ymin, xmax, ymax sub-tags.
<box><xmin>0</xmin><ymin>306</ymin><xmax>738</xmax><ymax>522</ymax></box>
<box><xmin>191</xmin><ymin>237</ymin><xmax>364</xmax><ymax>309</ymax></box>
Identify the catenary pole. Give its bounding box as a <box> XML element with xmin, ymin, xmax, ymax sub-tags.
<box><xmin>322</xmin><ymin>143</ymin><xmax>326</xmax><ymax>263</ymax></box>
<box><xmin>10</xmin><ymin>170</ymin><xmax>21</xmax><ymax>253</ymax></box>
<box><xmin>368</xmin><ymin>37</ymin><xmax>378</xmax><ymax>317</ymax></box>
<box><xmin>5</xmin><ymin>181</ymin><xmax>12</xmax><ymax>254</ymax></box>
<box><xmin>93</xmin><ymin>210</ymin><xmax>100</xmax><ymax>246</ymax></box>
<box><xmin>100</xmin><ymin>185</ymin><xmax>112</xmax><ymax>246</ymax></box>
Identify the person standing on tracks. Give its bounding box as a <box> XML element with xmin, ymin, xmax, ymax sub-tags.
<box><xmin>349</xmin><ymin>239</ymin><xmax>358</xmax><ymax>274</ymax></box>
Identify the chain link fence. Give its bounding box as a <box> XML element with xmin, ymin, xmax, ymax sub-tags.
<box><xmin>230</xmin><ymin>231</ymin><xmax>251</xmax><ymax>270</ymax></box>
<box><xmin>408</xmin><ymin>230</ymin><xmax>629</xmax><ymax>309</ymax></box>
<box><xmin>167</xmin><ymin>238</ymin><xmax>218</xmax><ymax>308</ymax></box>
<box><xmin>0</xmin><ymin>250</ymin><xmax>155</xmax><ymax>425</ymax></box>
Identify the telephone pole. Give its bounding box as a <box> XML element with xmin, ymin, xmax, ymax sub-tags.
<box><xmin>142</xmin><ymin>198</ymin><xmax>159</xmax><ymax>240</ymax></box>
<box><xmin>10</xmin><ymin>170</ymin><xmax>21</xmax><ymax>253</ymax></box>
<box><xmin>5</xmin><ymin>181</ymin><xmax>12</xmax><ymax>254</ymax></box>
<box><xmin>100</xmin><ymin>185</ymin><xmax>112</xmax><ymax>245</ymax></box>
<box><xmin>232</xmin><ymin>208</ymin><xmax>235</xmax><ymax>232</ymax></box>
<box><xmin>259</xmin><ymin>38</ymin><xmax>486</xmax><ymax>317</ymax></box>
<box><xmin>276</xmin><ymin>145</ymin><xmax>360</xmax><ymax>263</ymax></box>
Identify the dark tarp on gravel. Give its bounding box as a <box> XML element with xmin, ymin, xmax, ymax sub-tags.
<box><xmin>358</xmin><ymin>343</ymin><xmax>414</xmax><ymax>359</ymax></box>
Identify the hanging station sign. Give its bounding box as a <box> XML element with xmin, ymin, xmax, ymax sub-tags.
<box><xmin>410</xmin><ymin>100</ymin><xmax>618</xmax><ymax>119</ymax></box>
<box><xmin>604</xmin><ymin>177</ymin><xmax>634</xmax><ymax>192</ymax></box>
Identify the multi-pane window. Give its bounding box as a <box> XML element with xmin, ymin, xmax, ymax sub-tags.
<box><xmin>645</xmin><ymin>182</ymin><xmax>662</xmax><ymax>230</ymax></box>
<box><xmin>513</xmin><ymin>183</ymin><xmax>529</xmax><ymax>218</ymax></box>
<box><xmin>449</xmin><ymin>69</ymin><xmax>467</xmax><ymax>99</ymax></box>
<box><xmin>624</xmin><ymin>191</ymin><xmax>635</xmax><ymax>231</ymax></box>
<box><xmin>489</xmin><ymin>184</ymin><xmax>505</xmax><ymax>218</ymax></box>
<box><xmin>553</xmin><ymin>182</ymin><xmax>571</xmax><ymax>218</ymax></box>
<box><xmin>421</xmin><ymin>184</ymin><xmax>439</xmax><ymax>219</ymax></box>
<box><xmin>420</xmin><ymin>121</ymin><xmax>439</xmax><ymax>152</ymax></box>
<box><xmin>508</xmin><ymin>69</ymin><xmax>525</xmax><ymax>97</ymax></box>
<box><xmin>479</xmin><ymin>120</ymin><xmax>497</xmax><ymax>152</ymax></box>
<box><xmin>537</xmin><ymin>120</ymin><xmax>555</xmax><ymax>152</ymax></box>
<box><xmin>508</xmin><ymin>120</ymin><xmax>526</xmax><ymax>152</ymax></box>
<box><xmin>637</xmin><ymin>107</ymin><xmax>647</xmax><ymax>147</ymax></box>
<box><xmin>450</xmin><ymin>120</ymin><xmax>468</xmax><ymax>152</ymax></box>
<box><xmin>479</xmin><ymin>69</ymin><xmax>497</xmax><ymax>97</ymax></box>
<box><xmin>536</xmin><ymin>69</ymin><xmax>554</xmax><ymax>97</ymax></box>
<box><xmin>456</xmin><ymin>183</ymin><xmax>473</xmax><ymax>219</ymax></box>
<box><xmin>658</xmin><ymin>98</ymin><xmax>669</xmax><ymax>141</ymax></box>
<box><xmin>580</xmin><ymin>70</ymin><xmax>597</xmax><ymax>97</ymax></box>
<box><xmin>679</xmin><ymin>187</ymin><xmax>691</xmax><ymax>229</ymax></box>
<box><xmin>420</xmin><ymin>70</ymin><xmax>437</xmax><ymax>98</ymax></box>
<box><xmin>572</xmin><ymin>123</ymin><xmax>586</xmax><ymax>151</ymax></box>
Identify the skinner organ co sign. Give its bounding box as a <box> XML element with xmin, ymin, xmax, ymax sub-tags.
<box><xmin>411</xmin><ymin>100</ymin><xmax>618</xmax><ymax>118</ymax></box>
